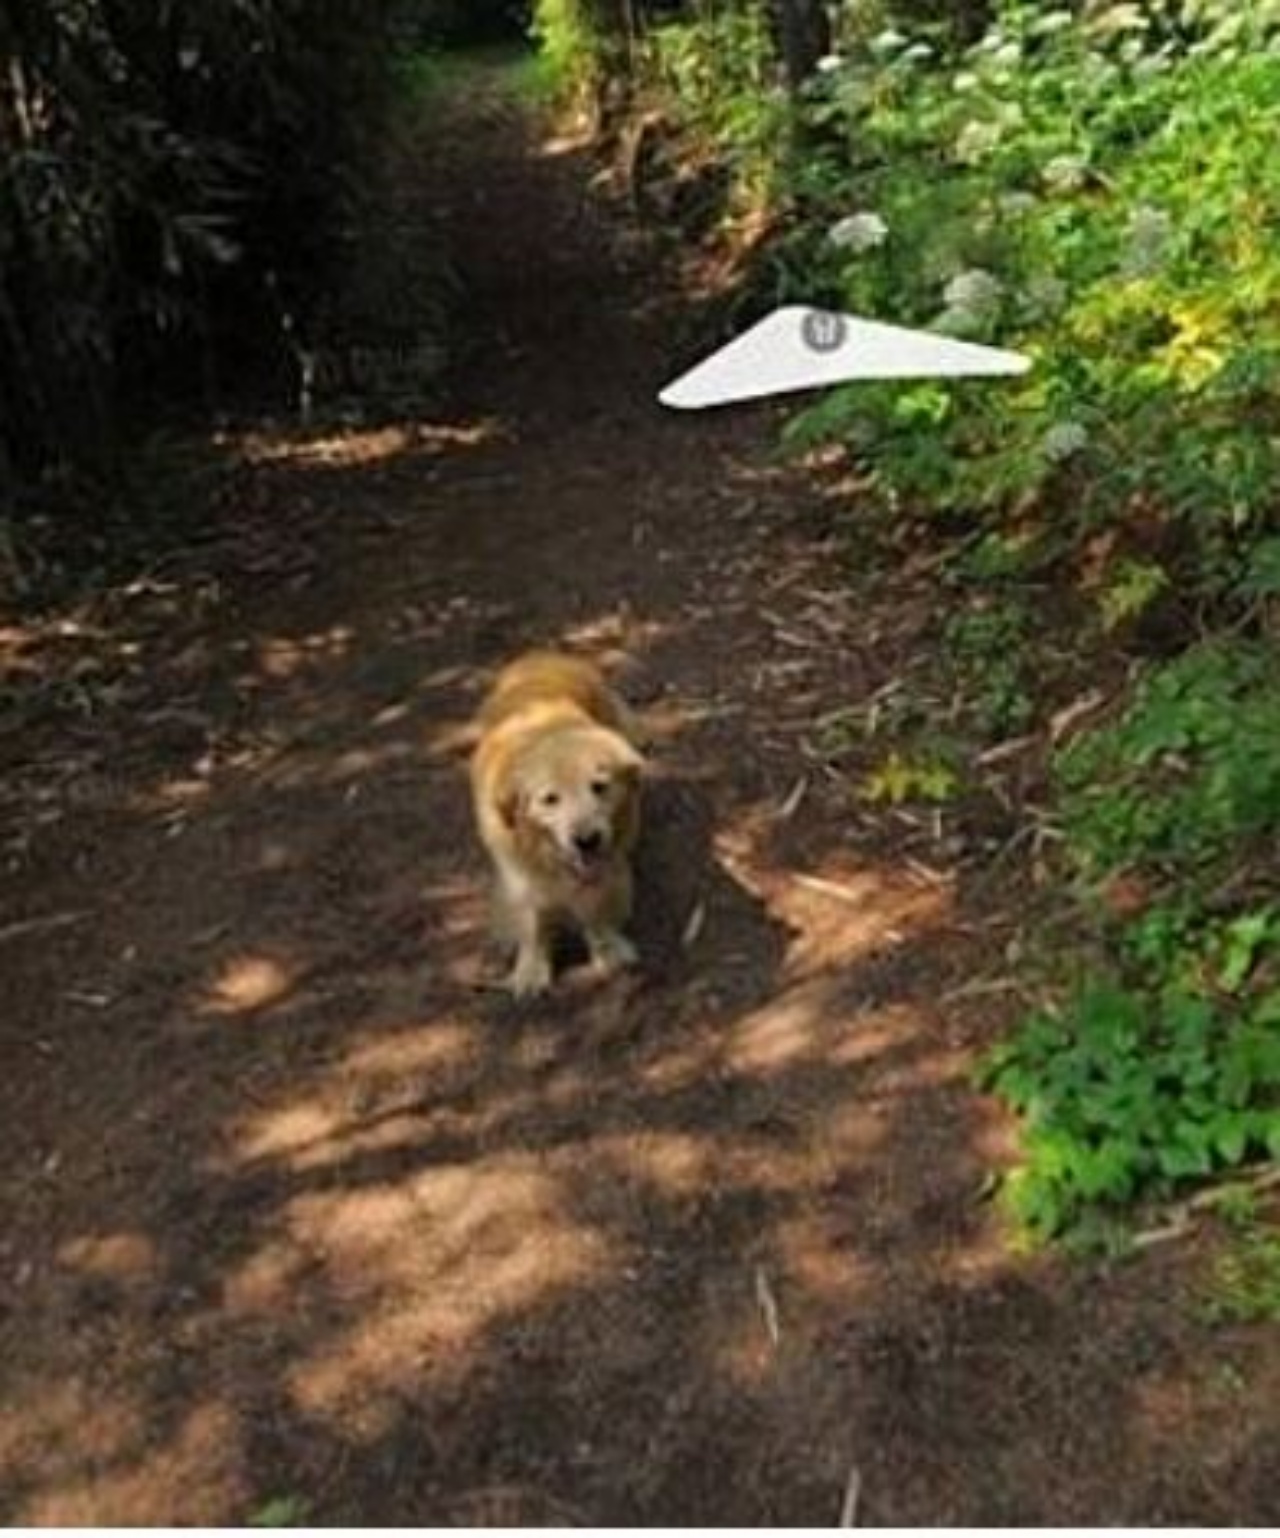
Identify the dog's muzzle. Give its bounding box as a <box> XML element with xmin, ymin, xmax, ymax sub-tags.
<box><xmin>566</xmin><ymin>827</ymin><xmax>610</xmax><ymax>880</ymax></box>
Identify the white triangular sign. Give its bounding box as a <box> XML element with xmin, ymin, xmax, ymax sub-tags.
<box><xmin>659</xmin><ymin>305</ymin><xmax>1030</xmax><ymax>410</ymax></box>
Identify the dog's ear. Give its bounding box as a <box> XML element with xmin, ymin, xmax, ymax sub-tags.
<box><xmin>495</xmin><ymin>766</ymin><xmax>524</xmax><ymax>831</ymax></box>
<box><xmin>613</xmin><ymin>735</ymin><xmax>646</xmax><ymax>782</ymax></box>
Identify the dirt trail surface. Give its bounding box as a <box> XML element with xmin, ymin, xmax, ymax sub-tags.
<box><xmin>2</xmin><ymin>66</ymin><xmax>1277</xmax><ymax>1527</ymax></box>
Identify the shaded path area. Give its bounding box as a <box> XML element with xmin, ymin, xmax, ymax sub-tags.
<box><xmin>2</xmin><ymin>61</ymin><xmax>1277</xmax><ymax>1526</ymax></box>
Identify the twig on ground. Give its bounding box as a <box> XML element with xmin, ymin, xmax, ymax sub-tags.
<box><xmin>775</xmin><ymin>775</ymin><xmax>808</xmax><ymax>820</ymax></box>
<box><xmin>678</xmin><ymin>701</ymin><xmax>746</xmax><ymax>723</ymax></box>
<box><xmin>905</xmin><ymin>857</ymin><xmax>949</xmax><ymax>887</ymax></box>
<box><xmin>754</xmin><ymin>1265</ymin><xmax>781</xmax><ymax>1350</ymax></box>
<box><xmin>975</xmin><ymin>732</ymin><xmax>1039</xmax><ymax>767</ymax></box>
<box><xmin>791</xmin><ymin>871</ymin><xmax>866</xmax><ymax>906</ymax></box>
<box><xmin>64</xmin><ymin>988</ymin><xmax>114</xmax><ymax>1009</ymax></box>
<box><xmin>984</xmin><ymin>777</ymin><xmax>1017</xmax><ymax>814</ymax></box>
<box><xmin>941</xmin><ymin>976</ymin><xmax>1025</xmax><ymax>1005</ymax></box>
<box><xmin>1130</xmin><ymin>1163</ymin><xmax>1280</xmax><ymax>1252</ymax></box>
<box><xmin>0</xmin><ymin>910</ymin><xmax>91</xmax><ymax>947</ymax></box>
<box><xmin>839</xmin><ymin>1459</ymin><xmax>863</xmax><ymax>1527</ymax></box>
<box><xmin>1048</xmin><ymin>687</ymin><xmax>1108</xmax><ymax>746</ymax></box>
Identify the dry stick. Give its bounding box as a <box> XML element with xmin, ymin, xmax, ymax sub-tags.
<box><xmin>1131</xmin><ymin>1163</ymin><xmax>1280</xmax><ymax>1251</ymax></box>
<box><xmin>754</xmin><ymin>1266</ymin><xmax>781</xmax><ymax>1350</ymax></box>
<box><xmin>776</xmin><ymin>775</ymin><xmax>809</xmax><ymax>820</ymax></box>
<box><xmin>975</xmin><ymin>732</ymin><xmax>1039</xmax><ymax>767</ymax></box>
<box><xmin>790</xmin><ymin>871</ymin><xmax>867</xmax><ymax>906</ymax></box>
<box><xmin>0</xmin><ymin>910</ymin><xmax>90</xmax><ymax>947</ymax></box>
<box><xmin>905</xmin><ymin>857</ymin><xmax>949</xmax><ymax>887</ymax></box>
<box><xmin>1048</xmin><ymin>686</ymin><xmax>1108</xmax><ymax>745</ymax></box>
<box><xmin>941</xmin><ymin>976</ymin><xmax>1026</xmax><ymax>1005</ymax></box>
<box><xmin>681</xmin><ymin>899</ymin><xmax>707</xmax><ymax>950</ymax></box>
<box><xmin>839</xmin><ymin>1460</ymin><xmax>863</xmax><ymax>1527</ymax></box>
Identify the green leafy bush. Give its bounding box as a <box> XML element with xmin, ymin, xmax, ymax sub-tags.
<box><xmin>781</xmin><ymin>5</ymin><xmax>1280</xmax><ymax>612</ymax></box>
<box><xmin>532</xmin><ymin>0</ymin><xmax>639</xmax><ymax>107</ymax></box>
<box><xmin>981</xmin><ymin>639</ymin><xmax>1280</xmax><ymax>1237</ymax></box>
<box><xmin>750</xmin><ymin>3</ymin><xmax>1280</xmax><ymax>1236</ymax></box>
<box><xmin>1059</xmin><ymin>642</ymin><xmax>1280</xmax><ymax>882</ymax></box>
<box><xmin>532</xmin><ymin>0</ymin><xmax>601</xmax><ymax>94</ymax></box>
<box><xmin>983</xmin><ymin>981</ymin><xmax>1280</xmax><ymax>1239</ymax></box>
<box><xmin>647</xmin><ymin>9</ymin><xmax>789</xmax><ymax>207</ymax></box>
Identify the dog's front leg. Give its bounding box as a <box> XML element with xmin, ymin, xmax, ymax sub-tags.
<box><xmin>490</xmin><ymin>862</ymin><xmax>552</xmax><ymax>998</ymax></box>
<box><xmin>509</xmin><ymin>904</ymin><xmax>554</xmax><ymax>998</ymax></box>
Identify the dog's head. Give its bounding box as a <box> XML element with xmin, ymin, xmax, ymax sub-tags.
<box><xmin>500</xmin><ymin>724</ymin><xmax>643</xmax><ymax>881</ymax></box>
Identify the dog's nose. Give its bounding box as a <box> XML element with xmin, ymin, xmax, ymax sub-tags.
<box><xmin>574</xmin><ymin>829</ymin><xmax>604</xmax><ymax>856</ymax></box>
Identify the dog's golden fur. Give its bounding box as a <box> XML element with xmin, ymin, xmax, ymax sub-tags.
<box><xmin>470</xmin><ymin>651</ymin><xmax>644</xmax><ymax>997</ymax></box>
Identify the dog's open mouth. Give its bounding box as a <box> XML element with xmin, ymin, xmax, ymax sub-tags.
<box><xmin>565</xmin><ymin>843</ymin><xmax>611</xmax><ymax>883</ymax></box>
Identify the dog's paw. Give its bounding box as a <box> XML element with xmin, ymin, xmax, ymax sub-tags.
<box><xmin>589</xmin><ymin>930</ymin><xmax>638</xmax><ymax>976</ymax></box>
<box><xmin>509</xmin><ymin>951</ymin><xmax>553</xmax><ymax>999</ymax></box>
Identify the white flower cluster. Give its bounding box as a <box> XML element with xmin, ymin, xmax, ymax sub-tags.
<box><xmin>867</xmin><ymin>29</ymin><xmax>934</xmax><ymax>64</ymax></box>
<box><xmin>1086</xmin><ymin>3</ymin><xmax>1149</xmax><ymax>37</ymax></box>
<box><xmin>870</xmin><ymin>28</ymin><xmax>907</xmax><ymax>55</ymax></box>
<box><xmin>1028</xmin><ymin>9</ymin><xmax>1074</xmax><ymax>36</ymax></box>
<box><xmin>828</xmin><ymin>212</ymin><xmax>889</xmax><ymax>252</ymax></box>
<box><xmin>944</xmin><ymin>268</ymin><xmax>1003</xmax><ymax>313</ymax></box>
<box><xmin>936</xmin><ymin>268</ymin><xmax>1004</xmax><ymax>334</ymax></box>
<box><xmin>1042</xmin><ymin>421</ymin><xmax>1089</xmax><ymax>461</ymax></box>
<box><xmin>1043</xmin><ymin>154</ymin><xmax>1089</xmax><ymax>192</ymax></box>
<box><xmin>971</xmin><ymin>29</ymin><xmax>1022</xmax><ymax>66</ymax></box>
<box><xmin>956</xmin><ymin>119</ymin><xmax>1003</xmax><ymax>164</ymax></box>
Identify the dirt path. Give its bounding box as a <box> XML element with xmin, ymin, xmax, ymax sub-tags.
<box><xmin>2</xmin><ymin>64</ymin><xmax>1277</xmax><ymax>1527</ymax></box>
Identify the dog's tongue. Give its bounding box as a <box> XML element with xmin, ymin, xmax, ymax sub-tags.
<box><xmin>572</xmin><ymin>851</ymin><xmax>608</xmax><ymax>884</ymax></box>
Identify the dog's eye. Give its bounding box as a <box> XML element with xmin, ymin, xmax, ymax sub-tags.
<box><xmin>590</xmin><ymin>778</ymin><xmax>609</xmax><ymax>797</ymax></box>
<box><xmin>540</xmin><ymin>790</ymin><xmax>561</xmax><ymax>809</ymax></box>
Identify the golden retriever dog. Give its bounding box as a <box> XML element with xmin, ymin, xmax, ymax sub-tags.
<box><xmin>470</xmin><ymin>651</ymin><xmax>644</xmax><ymax>998</ymax></box>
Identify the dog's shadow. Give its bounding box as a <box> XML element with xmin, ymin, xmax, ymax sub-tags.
<box><xmin>545</xmin><ymin>771</ymin><xmax>784</xmax><ymax>988</ymax></box>
<box><xmin>627</xmin><ymin>771</ymin><xmax>791</xmax><ymax>998</ymax></box>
